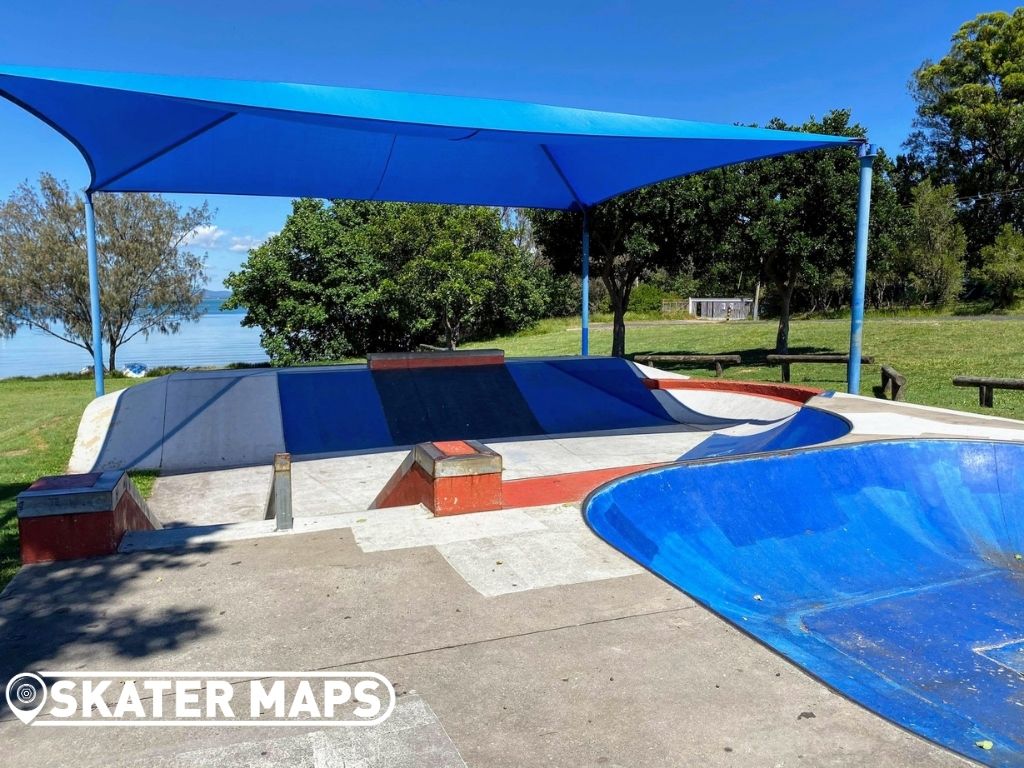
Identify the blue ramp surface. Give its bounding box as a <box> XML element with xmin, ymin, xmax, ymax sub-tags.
<box><xmin>585</xmin><ymin>440</ymin><xmax>1024</xmax><ymax>767</ymax></box>
<box><xmin>278</xmin><ymin>368</ymin><xmax>392</xmax><ymax>455</ymax></box>
<box><xmin>277</xmin><ymin>358</ymin><xmax>685</xmax><ymax>456</ymax></box>
<box><xmin>505</xmin><ymin>359</ymin><xmax>676</xmax><ymax>434</ymax></box>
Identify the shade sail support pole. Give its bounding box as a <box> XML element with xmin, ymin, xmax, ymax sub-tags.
<box><xmin>581</xmin><ymin>208</ymin><xmax>591</xmax><ymax>356</ymax></box>
<box><xmin>84</xmin><ymin>191</ymin><xmax>105</xmax><ymax>397</ymax></box>
<box><xmin>847</xmin><ymin>144</ymin><xmax>875</xmax><ymax>395</ymax></box>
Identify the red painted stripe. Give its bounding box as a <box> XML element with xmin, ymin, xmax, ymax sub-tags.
<box><xmin>643</xmin><ymin>378</ymin><xmax>821</xmax><ymax>404</ymax></box>
<box><xmin>368</xmin><ymin>353</ymin><xmax>505</xmax><ymax>370</ymax></box>
<box><xmin>502</xmin><ymin>463</ymin><xmax>666</xmax><ymax>508</ymax></box>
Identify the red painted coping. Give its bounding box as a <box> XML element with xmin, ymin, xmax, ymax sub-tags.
<box><xmin>644</xmin><ymin>378</ymin><xmax>822</xmax><ymax>404</ymax></box>
<box><xmin>502</xmin><ymin>463</ymin><xmax>667</xmax><ymax>508</ymax></box>
<box><xmin>367</xmin><ymin>349</ymin><xmax>504</xmax><ymax>371</ymax></box>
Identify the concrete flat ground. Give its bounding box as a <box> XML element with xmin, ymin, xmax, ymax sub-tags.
<box><xmin>146</xmin><ymin>426</ymin><xmax>751</xmax><ymax>526</ymax></box>
<box><xmin>0</xmin><ymin>499</ymin><xmax>972</xmax><ymax>767</ymax></box>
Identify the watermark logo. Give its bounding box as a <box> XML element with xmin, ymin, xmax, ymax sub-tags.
<box><xmin>6</xmin><ymin>672</ymin><xmax>47</xmax><ymax>724</ymax></box>
<box><xmin>4</xmin><ymin>671</ymin><xmax>394</xmax><ymax>727</ymax></box>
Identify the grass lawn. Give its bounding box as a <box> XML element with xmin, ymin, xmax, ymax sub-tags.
<box><xmin>0</xmin><ymin>378</ymin><xmax>145</xmax><ymax>589</ymax></box>
<box><xmin>466</xmin><ymin>316</ymin><xmax>1024</xmax><ymax>419</ymax></box>
<box><xmin>2</xmin><ymin>314</ymin><xmax>1024</xmax><ymax>591</ymax></box>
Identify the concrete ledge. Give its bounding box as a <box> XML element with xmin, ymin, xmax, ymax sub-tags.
<box><xmin>373</xmin><ymin>440</ymin><xmax>503</xmax><ymax>515</ymax></box>
<box><xmin>17</xmin><ymin>471</ymin><xmax>161</xmax><ymax>564</ymax></box>
<box><xmin>367</xmin><ymin>349</ymin><xmax>505</xmax><ymax>371</ymax></box>
<box><xmin>414</xmin><ymin>440</ymin><xmax>502</xmax><ymax>477</ymax></box>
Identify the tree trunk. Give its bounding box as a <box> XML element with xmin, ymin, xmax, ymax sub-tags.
<box><xmin>775</xmin><ymin>285</ymin><xmax>794</xmax><ymax>354</ymax></box>
<box><xmin>108</xmin><ymin>342</ymin><xmax>117</xmax><ymax>373</ymax></box>
<box><xmin>611</xmin><ymin>304</ymin><xmax>627</xmax><ymax>357</ymax></box>
<box><xmin>602</xmin><ymin>267</ymin><xmax>632</xmax><ymax>358</ymax></box>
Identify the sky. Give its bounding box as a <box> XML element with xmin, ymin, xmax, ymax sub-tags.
<box><xmin>0</xmin><ymin>1</ymin><xmax>1017</xmax><ymax>288</ymax></box>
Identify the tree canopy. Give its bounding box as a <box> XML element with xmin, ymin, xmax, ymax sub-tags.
<box><xmin>530</xmin><ymin>110</ymin><xmax>907</xmax><ymax>355</ymax></box>
<box><xmin>225</xmin><ymin>200</ymin><xmax>546</xmax><ymax>363</ymax></box>
<box><xmin>0</xmin><ymin>174</ymin><xmax>209</xmax><ymax>371</ymax></box>
<box><xmin>907</xmin><ymin>9</ymin><xmax>1024</xmax><ymax>258</ymax></box>
<box><xmin>529</xmin><ymin>187</ymin><xmax>680</xmax><ymax>356</ymax></box>
<box><xmin>975</xmin><ymin>223</ymin><xmax>1024</xmax><ymax>308</ymax></box>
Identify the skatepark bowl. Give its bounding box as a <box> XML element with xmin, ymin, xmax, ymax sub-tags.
<box><xmin>585</xmin><ymin>438</ymin><xmax>1024</xmax><ymax>767</ymax></box>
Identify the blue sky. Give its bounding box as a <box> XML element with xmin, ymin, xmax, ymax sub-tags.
<box><xmin>0</xmin><ymin>1</ymin><xmax>1015</xmax><ymax>288</ymax></box>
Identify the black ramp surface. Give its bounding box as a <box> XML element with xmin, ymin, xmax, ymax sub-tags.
<box><xmin>372</xmin><ymin>364</ymin><xmax>543</xmax><ymax>445</ymax></box>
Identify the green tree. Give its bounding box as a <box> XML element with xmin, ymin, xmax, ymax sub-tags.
<box><xmin>903</xmin><ymin>180</ymin><xmax>966</xmax><ymax>306</ymax></box>
<box><xmin>907</xmin><ymin>10</ymin><xmax>1024</xmax><ymax>256</ymax></box>
<box><xmin>225</xmin><ymin>200</ymin><xmax>545</xmax><ymax>363</ymax></box>
<box><xmin>530</xmin><ymin>110</ymin><xmax>907</xmax><ymax>356</ymax></box>
<box><xmin>402</xmin><ymin>250</ymin><xmax>497</xmax><ymax>350</ymax></box>
<box><xmin>528</xmin><ymin>186</ymin><xmax>678</xmax><ymax>357</ymax></box>
<box><xmin>974</xmin><ymin>223</ymin><xmax>1024</xmax><ymax>308</ymax></box>
<box><xmin>687</xmin><ymin>112</ymin><xmax>906</xmax><ymax>352</ymax></box>
<box><xmin>0</xmin><ymin>174</ymin><xmax>209</xmax><ymax>371</ymax></box>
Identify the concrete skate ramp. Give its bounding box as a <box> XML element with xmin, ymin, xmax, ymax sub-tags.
<box><xmin>585</xmin><ymin>439</ymin><xmax>1024</xmax><ymax>767</ymax></box>
<box><xmin>77</xmin><ymin>358</ymin><xmax>848</xmax><ymax>473</ymax></box>
<box><xmin>277</xmin><ymin>358</ymin><xmax>681</xmax><ymax>456</ymax></box>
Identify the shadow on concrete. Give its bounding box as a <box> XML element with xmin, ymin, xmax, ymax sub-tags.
<box><xmin>0</xmin><ymin>544</ymin><xmax>221</xmax><ymax>715</ymax></box>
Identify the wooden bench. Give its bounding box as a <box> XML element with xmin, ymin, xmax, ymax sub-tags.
<box><xmin>766</xmin><ymin>353</ymin><xmax>875</xmax><ymax>383</ymax></box>
<box><xmin>953</xmin><ymin>376</ymin><xmax>1024</xmax><ymax>408</ymax></box>
<box><xmin>634</xmin><ymin>354</ymin><xmax>742</xmax><ymax>378</ymax></box>
<box><xmin>880</xmin><ymin>365</ymin><xmax>907</xmax><ymax>401</ymax></box>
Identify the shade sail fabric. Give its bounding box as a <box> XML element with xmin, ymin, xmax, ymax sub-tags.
<box><xmin>0</xmin><ymin>66</ymin><xmax>860</xmax><ymax>209</ymax></box>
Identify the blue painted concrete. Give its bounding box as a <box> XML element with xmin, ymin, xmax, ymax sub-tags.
<box><xmin>584</xmin><ymin>439</ymin><xmax>1024</xmax><ymax>766</ymax></box>
<box><xmin>279</xmin><ymin>358</ymin><xmax>689</xmax><ymax>455</ymax></box>
<box><xmin>507</xmin><ymin>359</ymin><xmax>676</xmax><ymax>434</ymax></box>
<box><xmin>679</xmin><ymin>407</ymin><xmax>850</xmax><ymax>460</ymax></box>
<box><xmin>278</xmin><ymin>368</ymin><xmax>392</xmax><ymax>455</ymax></box>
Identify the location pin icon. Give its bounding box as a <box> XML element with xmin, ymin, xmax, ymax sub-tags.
<box><xmin>5</xmin><ymin>672</ymin><xmax>47</xmax><ymax>725</ymax></box>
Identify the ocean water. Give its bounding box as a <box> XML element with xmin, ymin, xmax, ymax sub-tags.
<box><xmin>0</xmin><ymin>300</ymin><xmax>269</xmax><ymax>379</ymax></box>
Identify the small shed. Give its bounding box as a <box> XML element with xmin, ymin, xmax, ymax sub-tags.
<box><xmin>687</xmin><ymin>297</ymin><xmax>754</xmax><ymax>320</ymax></box>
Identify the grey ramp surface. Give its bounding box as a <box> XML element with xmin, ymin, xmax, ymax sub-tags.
<box><xmin>160</xmin><ymin>370</ymin><xmax>285</xmax><ymax>469</ymax></box>
<box><xmin>147</xmin><ymin>464</ymin><xmax>273</xmax><ymax>526</ymax></box>
<box><xmin>78</xmin><ymin>369</ymin><xmax>286</xmax><ymax>473</ymax></box>
<box><xmin>87</xmin><ymin>376</ymin><xmax>168</xmax><ymax>471</ymax></box>
<box><xmin>0</xmin><ymin>528</ymin><xmax>971</xmax><ymax>767</ymax></box>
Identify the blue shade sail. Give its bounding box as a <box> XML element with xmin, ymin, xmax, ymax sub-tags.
<box><xmin>0</xmin><ymin>66</ymin><xmax>859</xmax><ymax>208</ymax></box>
<box><xmin>584</xmin><ymin>439</ymin><xmax>1024</xmax><ymax>767</ymax></box>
